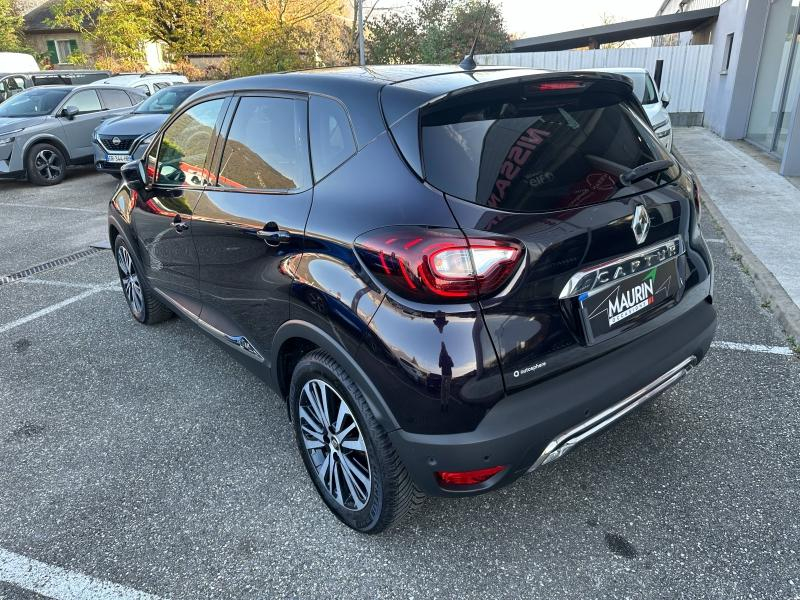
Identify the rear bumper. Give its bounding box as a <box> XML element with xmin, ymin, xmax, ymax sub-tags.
<box><xmin>389</xmin><ymin>299</ymin><xmax>717</xmax><ymax>496</ymax></box>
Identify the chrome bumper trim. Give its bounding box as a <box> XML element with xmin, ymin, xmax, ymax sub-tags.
<box><xmin>528</xmin><ymin>356</ymin><xmax>697</xmax><ymax>472</ymax></box>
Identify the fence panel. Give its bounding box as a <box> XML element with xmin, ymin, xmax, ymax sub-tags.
<box><xmin>477</xmin><ymin>45</ymin><xmax>713</xmax><ymax>113</ymax></box>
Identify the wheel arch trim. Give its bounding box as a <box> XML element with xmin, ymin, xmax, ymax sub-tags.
<box><xmin>272</xmin><ymin>320</ymin><xmax>400</xmax><ymax>431</ymax></box>
<box><xmin>22</xmin><ymin>135</ymin><xmax>71</xmax><ymax>165</ymax></box>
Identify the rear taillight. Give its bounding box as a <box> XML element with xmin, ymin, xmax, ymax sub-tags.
<box><xmin>354</xmin><ymin>227</ymin><xmax>523</xmax><ymax>302</ymax></box>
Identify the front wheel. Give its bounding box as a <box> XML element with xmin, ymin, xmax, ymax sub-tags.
<box><xmin>26</xmin><ymin>143</ymin><xmax>66</xmax><ymax>186</ymax></box>
<box><xmin>113</xmin><ymin>237</ymin><xmax>172</xmax><ymax>324</ymax></box>
<box><xmin>289</xmin><ymin>350</ymin><xmax>424</xmax><ymax>533</ymax></box>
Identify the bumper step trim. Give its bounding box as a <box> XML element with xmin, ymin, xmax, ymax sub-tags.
<box><xmin>528</xmin><ymin>356</ymin><xmax>697</xmax><ymax>472</ymax></box>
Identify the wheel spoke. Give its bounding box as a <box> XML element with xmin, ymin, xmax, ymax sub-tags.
<box><xmin>304</xmin><ymin>382</ymin><xmax>328</xmax><ymax>428</ymax></box>
<box><xmin>299</xmin><ymin>406</ymin><xmax>323</xmax><ymax>433</ymax></box>
<box><xmin>336</xmin><ymin>421</ymin><xmax>356</xmax><ymax>442</ymax></box>
<box><xmin>341</xmin><ymin>438</ymin><xmax>365</xmax><ymax>452</ymax></box>
<box><xmin>334</xmin><ymin>399</ymin><xmax>348</xmax><ymax>431</ymax></box>
<box><xmin>341</xmin><ymin>453</ymin><xmax>370</xmax><ymax>488</ymax></box>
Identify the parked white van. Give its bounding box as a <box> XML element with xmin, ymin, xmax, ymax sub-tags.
<box><xmin>0</xmin><ymin>53</ymin><xmax>39</xmax><ymax>73</ymax></box>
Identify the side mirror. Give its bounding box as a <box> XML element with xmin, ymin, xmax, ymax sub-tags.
<box><xmin>661</xmin><ymin>91</ymin><xmax>671</xmax><ymax>108</ymax></box>
<box><xmin>61</xmin><ymin>105</ymin><xmax>79</xmax><ymax>120</ymax></box>
<box><xmin>120</xmin><ymin>159</ymin><xmax>147</xmax><ymax>191</ymax></box>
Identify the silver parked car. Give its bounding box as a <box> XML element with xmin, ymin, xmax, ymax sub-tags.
<box><xmin>0</xmin><ymin>84</ymin><xmax>145</xmax><ymax>185</ymax></box>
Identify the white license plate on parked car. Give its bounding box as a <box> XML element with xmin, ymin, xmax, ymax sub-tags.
<box><xmin>106</xmin><ymin>154</ymin><xmax>131</xmax><ymax>163</ymax></box>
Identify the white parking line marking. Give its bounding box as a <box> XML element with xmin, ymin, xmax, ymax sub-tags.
<box><xmin>712</xmin><ymin>340</ymin><xmax>794</xmax><ymax>356</ymax></box>
<box><xmin>0</xmin><ymin>284</ymin><xmax>116</xmax><ymax>335</ymax></box>
<box><xmin>705</xmin><ymin>238</ymin><xmax>725</xmax><ymax>243</ymax></box>
<box><xmin>0</xmin><ymin>202</ymin><xmax>105</xmax><ymax>214</ymax></box>
<box><xmin>17</xmin><ymin>279</ymin><xmax>99</xmax><ymax>290</ymax></box>
<box><xmin>0</xmin><ymin>547</ymin><xmax>162</xmax><ymax>600</ymax></box>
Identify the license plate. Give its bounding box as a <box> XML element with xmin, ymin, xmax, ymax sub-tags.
<box><xmin>105</xmin><ymin>154</ymin><xmax>131</xmax><ymax>163</ymax></box>
<box><xmin>579</xmin><ymin>258</ymin><xmax>681</xmax><ymax>342</ymax></box>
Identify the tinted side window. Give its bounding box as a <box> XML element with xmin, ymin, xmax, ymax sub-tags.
<box><xmin>218</xmin><ymin>96</ymin><xmax>311</xmax><ymax>191</ymax></box>
<box><xmin>98</xmin><ymin>89</ymin><xmax>132</xmax><ymax>109</ymax></box>
<box><xmin>309</xmin><ymin>95</ymin><xmax>356</xmax><ymax>181</ymax></box>
<box><xmin>67</xmin><ymin>90</ymin><xmax>101</xmax><ymax>113</ymax></box>
<box><xmin>154</xmin><ymin>82</ymin><xmax>171</xmax><ymax>91</ymax></box>
<box><xmin>156</xmin><ymin>98</ymin><xmax>225</xmax><ymax>187</ymax></box>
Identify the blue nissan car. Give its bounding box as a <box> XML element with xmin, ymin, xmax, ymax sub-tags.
<box><xmin>93</xmin><ymin>83</ymin><xmax>206</xmax><ymax>176</ymax></box>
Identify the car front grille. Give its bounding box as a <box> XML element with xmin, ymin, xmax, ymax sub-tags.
<box><xmin>99</xmin><ymin>135</ymin><xmax>137</xmax><ymax>152</ymax></box>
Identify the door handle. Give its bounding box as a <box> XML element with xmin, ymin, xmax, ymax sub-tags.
<box><xmin>171</xmin><ymin>215</ymin><xmax>189</xmax><ymax>232</ymax></box>
<box><xmin>256</xmin><ymin>228</ymin><xmax>291</xmax><ymax>246</ymax></box>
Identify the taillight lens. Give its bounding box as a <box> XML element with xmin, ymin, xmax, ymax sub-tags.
<box><xmin>355</xmin><ymin>226</ymin><xmax>523</xmax><ymax>302</ymax></box>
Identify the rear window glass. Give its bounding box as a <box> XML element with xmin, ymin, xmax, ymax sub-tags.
<box><xmin>421</xmin><ymin>81</ymin><xmax>678</xmax><ymax>213</ymax></box>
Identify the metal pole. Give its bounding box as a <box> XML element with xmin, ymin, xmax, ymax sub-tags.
<box><xmin>358</xmin><ymin>0</ymin><xmax>365</xmax><ymax>66</ymax></box>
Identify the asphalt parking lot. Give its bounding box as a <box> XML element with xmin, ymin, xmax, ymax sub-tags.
<box><xmin>1</xmin><ymin>167</ymin><xmax>799</xmax><ymax>600</ymax></box>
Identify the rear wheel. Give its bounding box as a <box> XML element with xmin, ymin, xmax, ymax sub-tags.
<box><xmin>113</xmin><ymin>237</ymin><xmax>172</xmax><ymax>324</ymax></box>
<box><xmin>26</xmin><ymin>143</ymin><xmax>66</xmax><ymax>186</ymax></box>
<box><xmin>289</xmin><ymin>350</ymin><xmax>424</xmax><ymax>533</ymax></box>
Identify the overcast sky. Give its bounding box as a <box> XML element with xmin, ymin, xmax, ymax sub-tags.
<box><xmin>375</xmin><ymin>0</ymin><xmax>666</xmax><ymax>47</ymax></box>
<box><xmin>502</xmin><ymin>0</ymin><xmax>665</xmax><ymax>43</ymax></box>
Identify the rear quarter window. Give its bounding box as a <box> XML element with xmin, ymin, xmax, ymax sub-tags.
<box><xmin>421</xmin><ymin>81</ymin><xmax>678</xmax><ymax>213</ymax></box>
<box><xmin>309</xmin><ymin>95</ymin><xmax>356</xmax><ymax>181</ymax></box>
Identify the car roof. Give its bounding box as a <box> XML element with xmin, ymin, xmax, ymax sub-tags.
<box><xmin>198</xmin><ymin>65</ymin><xmax>543</xmax><ymax>148</ymax></box>
<box><xmin>96</xmin><ymin>74</ymin><xmax>185</xmax><ymax>85</ymax></box>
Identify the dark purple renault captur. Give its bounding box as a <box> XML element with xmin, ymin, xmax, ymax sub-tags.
<box><xmin>108</xmin><ymin>65</ymin><xmax>716</xmax><ymax>533</ymax></box>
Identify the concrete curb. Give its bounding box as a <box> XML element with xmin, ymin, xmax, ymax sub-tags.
<box><xmin>673</xmin><ymin>147</ymin><xmax>800</xmax><ymax>344</ymax></box>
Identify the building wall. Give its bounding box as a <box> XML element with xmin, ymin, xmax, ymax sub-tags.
<box><xmin>657</xmin><ymin>0</ymin><xmax>726</xmax><ymax>17</ymax></box>
<box><xmin>25</xmin><ymin>32</ymin><xmax>94</xmax><ymax>65</ymax></box>
<box><xmin>703</xmin><ymin>0</ymin><xmax>770</xmax><ymax>139</ymax></box>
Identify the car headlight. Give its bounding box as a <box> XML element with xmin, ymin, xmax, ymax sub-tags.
<box><xmin>0</xmin><ymin>128</ymin><xmax>24</xmax><ymax>145</ymax></box>
<box><xmin>656</xmin><ymin>128</ymin><xmax>671</xmax><ymax>139</ymax></box>
<box><xmin>139</xmin><ymin>133</ymin><xmax>155</xmax><ymax>147</ymax></box>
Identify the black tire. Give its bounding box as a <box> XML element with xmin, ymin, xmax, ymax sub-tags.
<box><xmin>289</xmin><ymin>350</ymin><xmax>424</xmax><ymax>533</ymax></box>
<box><xmin>26</xmin><ymin>143</ymin><xmax>66</xmax><ymax>186</ymax></box>
<box><xmin>113</xmin><ymin>236</ymin><xmax>173</xmax><ymax>325</ymax></box>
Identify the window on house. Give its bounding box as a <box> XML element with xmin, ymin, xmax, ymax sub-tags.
<box><xmin>721</xmin><ymin>33</ymin><xmax>734</xmax><ymax>75</ymax></box>
<box><xmin>49</xmin><ymin>39</ymin><xmax>79</xmax><ymax>63</ymax></box>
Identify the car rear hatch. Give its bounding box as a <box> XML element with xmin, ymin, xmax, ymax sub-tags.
<box><xmin>382</xmin><ymin>70</ymin><xmax>702</xmax><ymax>393</ymax></box>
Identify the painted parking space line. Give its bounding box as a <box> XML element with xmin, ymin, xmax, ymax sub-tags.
<box><xmin>704</xmin><ymin>238</ymin><xmax>726</xmax><ymax>243</ymax></box>
<box><xmin>0</xmin><ymin>283</ymin><xmax>117</xmax><ymax>335</ymax></box>
<box><xmin>0</xmin><ymin>202</ymin><xmax>105</xmax><ymax>214</ymax></box>
<box><xmin>17</xmin><ymin>279</ymin><xmax>100</xmax><ymax>290</ymax></box>
<box><xmin>712</xmin><ymin>340</ymin><xmax>795</xmax><ymax>356</ymax></box>
<box><xmin>0</xmin><ymin>547</ymin><xmax>162</xmax><ymax>600</ymax></box>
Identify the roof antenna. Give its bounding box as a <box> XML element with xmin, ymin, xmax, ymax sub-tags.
<box><xmin>459</xmin><ymin>0</ymin><xmax>493</xmax><ymax>70</ymax></box>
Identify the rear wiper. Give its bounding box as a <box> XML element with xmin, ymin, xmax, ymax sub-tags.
<box><xmin>619</xmin><ymin>159</ymin><xmax>674</xmax><ymax>186</ymax></box>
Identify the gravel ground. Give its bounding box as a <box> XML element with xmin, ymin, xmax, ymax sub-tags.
<box><xmin>0</xmin><ymin>170</ymin><xmax>798</xmax><ymax>600</ymax></box>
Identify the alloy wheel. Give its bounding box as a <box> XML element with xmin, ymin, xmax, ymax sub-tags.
<box><xmin>34</xmin><ymin>149</ymin><xmax>63</xmax><ymax>181</ymax></box>
<box><xmin>116</xmin><ymin>245</ymin><xmax>144</xmax><ymax>318</ymax></box>
<box><xmin>299</xmin><ymin>379</ymin><xmax>372</xmax><ymax>511</ymax></box>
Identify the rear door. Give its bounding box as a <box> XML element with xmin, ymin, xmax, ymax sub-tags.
<box><xmin>411</xmin><ymin>75</ymin><xmax>696</xmax><ymax>391</ymax></box>
<box><xmin>191</xmin><ymin>93</ymin><xmax>313</xmax><ymax>361</ymax></box>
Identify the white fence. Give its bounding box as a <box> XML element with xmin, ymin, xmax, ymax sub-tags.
<box><xmin>476</xmin><ymin>45</ymin><xmax>714</xmax><ymax>114</ymax></box>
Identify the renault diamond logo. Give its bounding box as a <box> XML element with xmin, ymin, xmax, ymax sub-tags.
<box><xmin>112</xmin><ymin>136</ymin><xmax>121</xmax><ymax>146</ymax></box>
<box><xmin>631</xmin><ymin>204</ymin><xmax>650</xmax><ymax>245</ymax></box>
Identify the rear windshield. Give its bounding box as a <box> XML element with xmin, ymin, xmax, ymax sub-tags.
<box><xmin>421</xmin><ymin>81</ymin><xmax>678</xmax><ymax>213</ymax></box>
